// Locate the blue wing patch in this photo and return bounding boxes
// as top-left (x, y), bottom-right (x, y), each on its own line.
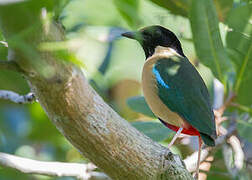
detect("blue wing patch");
top-left (152, 66), bottom-right (170, 89)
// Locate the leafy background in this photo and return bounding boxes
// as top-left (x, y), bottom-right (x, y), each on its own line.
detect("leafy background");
top-left (0, 0), bottom-right (251, 179)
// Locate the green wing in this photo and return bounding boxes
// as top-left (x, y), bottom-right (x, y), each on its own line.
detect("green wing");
top-left (153, 56), bottom-right (216, 146)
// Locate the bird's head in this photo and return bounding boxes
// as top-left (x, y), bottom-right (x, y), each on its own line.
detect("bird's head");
top-left (122, 25), bottom-right (184, 59)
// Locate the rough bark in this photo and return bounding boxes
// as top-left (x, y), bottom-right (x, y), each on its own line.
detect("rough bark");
top-left (0, 1), bottom-right (193, 179)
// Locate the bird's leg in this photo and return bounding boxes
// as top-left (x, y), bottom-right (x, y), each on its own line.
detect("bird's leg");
top-left (195, 136), bottom-right (202, 180)
top-left (168, 127), bottom-right (183, 148)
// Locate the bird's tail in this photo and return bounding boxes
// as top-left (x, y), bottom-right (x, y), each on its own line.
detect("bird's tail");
top-left (200, 133), bottom-right (215, 146)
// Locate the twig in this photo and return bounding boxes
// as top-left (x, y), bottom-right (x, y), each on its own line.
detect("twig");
top-left (0, 60), bottom-right (23, 73)
top-left (219, 114), bottom-right (246, 177)
top-left (0, 40), bottom-right (8, 47)
top-left (0, 0), bottom-right (27, 5)
top-left (230, 102), bottom-right (252, 113)
top-left (227, 135), bottom-right (244, 170)
top-left (0, 152), bottom-right (111, 180)
top-left (184, 147), bottom-right (211, 172)
top-left (0, 90), bottom-right (36, 104)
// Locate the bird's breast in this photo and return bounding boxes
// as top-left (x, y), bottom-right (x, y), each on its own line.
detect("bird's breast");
top-left (142, 56), bottom-right (184, 127)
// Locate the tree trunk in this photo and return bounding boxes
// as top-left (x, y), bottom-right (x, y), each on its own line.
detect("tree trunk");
top-left (0, 1), bottom-right (193, 179)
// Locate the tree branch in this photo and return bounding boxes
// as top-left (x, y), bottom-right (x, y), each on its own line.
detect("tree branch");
top-left (0, 1), bottom-right (193, 179)
top-left (223, 135), bottom-right (245, 178)
top-left (0, 90), bottom-right (35, 104)
top-left (0, 152), bottom-right (110, 180)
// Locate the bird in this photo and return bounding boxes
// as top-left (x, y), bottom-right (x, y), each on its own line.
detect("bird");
top-left (122, 25), bottom-right (217, 178)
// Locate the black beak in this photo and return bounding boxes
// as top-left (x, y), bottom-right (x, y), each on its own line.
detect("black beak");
top-left (121, 31), bottom-right (139, 40)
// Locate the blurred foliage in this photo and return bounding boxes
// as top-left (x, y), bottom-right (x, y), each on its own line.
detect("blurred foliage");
top-left (0, 0), bottom-right (252, 179)
top-left (237, 114), bottom-right (252, 143)
top-left (113, 0), bottom-right (140, 28)
top-left (150, 0), bottom-right (190, 17)
top-left (127, 96), bottom-right (155, 118)
top-left (226, 4), bottom-right (252, 106)
top-left (132, 121), bottom-right (173, 142)
top-left (190, 0), bottom-right (233, 84)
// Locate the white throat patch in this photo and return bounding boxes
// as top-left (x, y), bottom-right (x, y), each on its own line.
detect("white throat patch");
top-left (154, 46), bottom-right (180, 57)
top-left (145, 46), bottom-right (182, 63)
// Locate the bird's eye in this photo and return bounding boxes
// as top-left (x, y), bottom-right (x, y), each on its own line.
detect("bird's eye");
top-left (142, 31), bottom-right (153, 40)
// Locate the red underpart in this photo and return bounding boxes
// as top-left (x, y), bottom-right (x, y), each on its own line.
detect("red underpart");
top-left (163, 121), bottom-right (200, 136)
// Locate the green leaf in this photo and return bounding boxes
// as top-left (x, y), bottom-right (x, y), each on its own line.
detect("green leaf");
top-left (149, 0), bottom-right (233, 22)
top-left (113, 0), bottom-right (140, 28)
top-left (196, 63), bottom-right (215, 103)
top-left (226, 4), bottom-right (252, 106)
top-left (189, 0), bottom-right (233, 83)
top-left (53, 0), bottom-right (70, 20)
top-left (0, 30), bottom-right (3, 40)
top-left (131, 121), bottom-right (173, 141)
top-left (127, 96), bottom-right (155, 118)
top-left (0, 31), bottom-right (7, 60)
top-left (0, 42), bottom-right (7, 60)
top-left (63, 0), bottom-right (124, 28)
top-left (237, 118), bottom-right (252, 143)
top-left (149, 0), bottom-right (190, 17)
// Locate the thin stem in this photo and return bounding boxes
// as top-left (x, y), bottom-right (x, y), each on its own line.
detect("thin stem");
top-left (230, 103), bottom-right (252, 113)
top-left (217, 92), bottom-right (236, 115)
